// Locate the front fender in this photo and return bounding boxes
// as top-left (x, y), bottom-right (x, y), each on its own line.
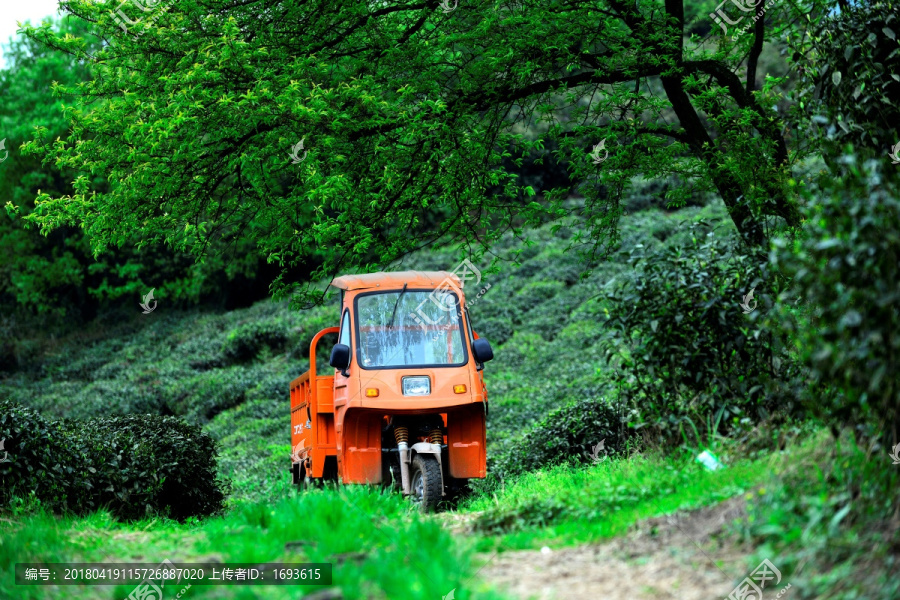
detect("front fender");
top-left (410, 442), bottom-right (441, 456)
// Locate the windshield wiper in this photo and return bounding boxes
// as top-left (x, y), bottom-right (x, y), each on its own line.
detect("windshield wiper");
top-left (387, 283), bottom-right (408, 330)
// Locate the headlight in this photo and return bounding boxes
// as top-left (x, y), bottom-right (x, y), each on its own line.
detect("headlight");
top-left (402, 376), bottom-right (431, 396)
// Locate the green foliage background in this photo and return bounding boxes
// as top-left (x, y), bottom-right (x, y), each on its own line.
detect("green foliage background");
top-left (0, 1), bottom-right (899, 598)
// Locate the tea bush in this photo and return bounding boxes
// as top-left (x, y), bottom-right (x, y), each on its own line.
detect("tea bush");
top-left (165, 368), bottom-right (251, 422)
top-left (489, 396), bottom-right (636, 481)
top-left (223, 321), bottom-right (289, 362)
top-left (0, 400), bottom-right (228, 519)
top-left (771, 160), bottom-right (900, 445)
top-left (511, 280), bottom-right (563, 314)
top-left (604, 222), bottom-right (797, 443)
top-left (475, 315), bottom-right (515, 346)
top-left (793, 2), bottom-right (900, 158)
top-left (0, 401), bottom-right (78, 512)
top-left (524, 284), bottom-right (593, 341)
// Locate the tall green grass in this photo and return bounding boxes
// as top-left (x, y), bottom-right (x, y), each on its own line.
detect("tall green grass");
top-left (0, 487), bottom-right (509, 599)
top-left (462, 437), bottom-right (811, 550)
top-left (735, 431), bottom-right (900, 599)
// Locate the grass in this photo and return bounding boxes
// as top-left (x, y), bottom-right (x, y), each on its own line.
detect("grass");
top-left (3, 420), bottom-right (896, 599)
top-left (0, 486), bottom-right (510, 600)
top-left (460, 435), bottom-right (805, 551)
top-left (450, 427), bottom-right (900, 600)
top-left (733, 430), bottom-right (900, 599)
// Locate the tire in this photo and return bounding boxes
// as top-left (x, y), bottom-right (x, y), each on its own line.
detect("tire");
top-left (409, 454), bottom-right (442, 512)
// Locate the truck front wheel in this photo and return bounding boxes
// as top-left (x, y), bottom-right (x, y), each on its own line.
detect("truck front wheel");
top-left (409, 455), bottom-right (442, 512)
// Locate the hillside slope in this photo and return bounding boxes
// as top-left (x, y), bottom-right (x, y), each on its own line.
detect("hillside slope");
top-left (0, 200), bottom-right (734, 500)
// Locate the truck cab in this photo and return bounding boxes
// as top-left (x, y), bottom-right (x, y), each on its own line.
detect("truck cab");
top-left (289, 270), bottom-right (493, 510)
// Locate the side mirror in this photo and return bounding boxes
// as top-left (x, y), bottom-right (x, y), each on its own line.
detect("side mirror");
top-left (330, 343), bottom-right (351, 375)
top-left (472, 338), bottom-right (494, 364)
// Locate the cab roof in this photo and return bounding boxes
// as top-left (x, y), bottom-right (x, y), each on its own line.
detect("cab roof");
top-left (331, 270), bottom-right (460, 291)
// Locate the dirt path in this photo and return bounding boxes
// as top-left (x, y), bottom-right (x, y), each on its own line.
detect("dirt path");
top-left (458, 497), bottom-right (787, 600)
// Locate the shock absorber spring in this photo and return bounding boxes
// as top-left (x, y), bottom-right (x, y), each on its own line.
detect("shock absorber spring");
top-left (429, 428), bottom-right (443, 445)
top-left (394, 425), bottom-right (411, 494)
top-left (394, 426), bottom-right (409, 445)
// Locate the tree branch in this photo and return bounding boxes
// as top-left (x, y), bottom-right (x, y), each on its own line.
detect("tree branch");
top-left (747, 11), bottom-right (765, 93)
top-left (451, 65), bottom-right (666, 114)
top-left (307, 1), bottom-right (434, 56)
top-left (685, 60), bottom-right (788, 167)
top-left (632, 126), bottom-right (691, 144)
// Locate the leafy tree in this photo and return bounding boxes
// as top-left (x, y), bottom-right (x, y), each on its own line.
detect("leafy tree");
top-left (0, 15), bottom-right (99, 317)
top-left (23, 0), bottom-right (808, 306)
top-left (1, 15), bottom-right (279, 320)
top-left (770, 0), bottom-right (900, 446)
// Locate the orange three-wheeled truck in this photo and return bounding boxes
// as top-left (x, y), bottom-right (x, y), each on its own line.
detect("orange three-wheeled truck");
top-left (289, 271), bottom-right (494, 510)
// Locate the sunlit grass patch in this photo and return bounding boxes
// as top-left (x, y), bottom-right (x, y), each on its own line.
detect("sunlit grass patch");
top-left (462, 433), bottom-right (818, 550)
top-left (0, 487), bottom-right (510, 599)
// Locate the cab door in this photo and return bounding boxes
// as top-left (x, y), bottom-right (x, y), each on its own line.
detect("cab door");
top-left (333, 306), bottom-right (354, 480)
top-left (465, 309), bottom-right (488, 403)
top-left (333, 308), bottom-right (354, 404)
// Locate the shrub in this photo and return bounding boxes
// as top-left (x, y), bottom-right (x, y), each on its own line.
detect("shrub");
top-left (223, 321), bottom-right (289, 362)
top-left (164, 368), bottom-right (252, 423)
top-left (489, 396), bottom-right (636, 480)
top-left (523, 284), bottom-right (591, 341)
top-left (792, 2), bottom-right (900, 158)
top-left (771, 160), bottom-right (900, 445)
top-left (474, 315), bottom-right (514, 346)
top-left (0, 400), bottom-right (229, 519)
top-left (511, 280), bottom-right (563, 314)
top-left (0, 400), bottom-right (78, 512)
top-left (293, 309), bottom-right (338, 362)
top-left (73, 378), bottom-right (165, 419)
top-left (604, 222), bottom-right (798, 443)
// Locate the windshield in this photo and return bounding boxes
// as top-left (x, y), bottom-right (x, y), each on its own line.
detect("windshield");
top-left (356, 290), bottom-right (467, 368)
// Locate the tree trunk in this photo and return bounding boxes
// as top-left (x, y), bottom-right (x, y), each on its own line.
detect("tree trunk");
top-left (661, 74), bottom-right (765, 246)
